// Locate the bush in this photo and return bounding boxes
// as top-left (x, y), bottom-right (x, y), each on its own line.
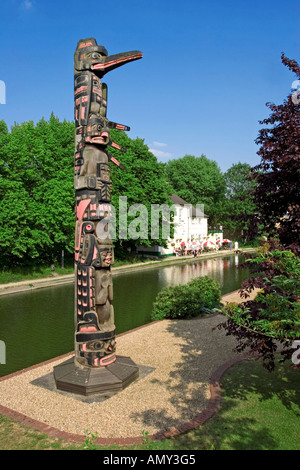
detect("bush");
top-left (151, 275), bottom-right (221, 321)
top-left (222, 249), bottom-right (300, 341)
top-left (220, 247), bottom-right (300, 371)
top-left (188, 276), bottom-right (222, 309)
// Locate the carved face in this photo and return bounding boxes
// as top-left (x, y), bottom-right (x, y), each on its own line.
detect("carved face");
top-left (84, 49), bottom-right (106, 63)
top-left (74, 39), bottom-right (108, 71)
top-left (86, 121), bottom-right (110, 146)
top-left (74, 37), bottom-right (142, 78)
top-left (100, 249), bottom-right (113, 267)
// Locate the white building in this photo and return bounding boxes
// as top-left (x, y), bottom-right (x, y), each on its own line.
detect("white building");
top-left (161, 194), bottom-right (208, 255)
top-left (171, 194), bottom-right (208, 241)
top-left (137, 194), bottom-right (209, 257)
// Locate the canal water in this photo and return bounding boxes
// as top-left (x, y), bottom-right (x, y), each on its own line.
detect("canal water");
top-left (0, 254), bottom-right (249, 377)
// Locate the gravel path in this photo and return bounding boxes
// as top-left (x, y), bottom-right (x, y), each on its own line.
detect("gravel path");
top-left (0, 289), bottom-right (256, 440)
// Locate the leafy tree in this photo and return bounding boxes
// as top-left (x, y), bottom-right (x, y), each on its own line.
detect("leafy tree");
top-left (219, 54), bottom-right (300, 370)
top-left (165, 154), bottom-right (225, 223)
top-left (0, 117), bottom-right (172, 264)
top-left (250, 54), bottom-right (300, 249)
top-left (220, 162), bottom-right (257, 240)
top-left (219, 245), bottom-right (300, 371)
top-left (109, 129), bottom-right (173, 252)
top-left (0, 114), bottom-right (74, 264)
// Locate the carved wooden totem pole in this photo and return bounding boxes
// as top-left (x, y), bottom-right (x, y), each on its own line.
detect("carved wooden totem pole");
top-left (54, 38), bottom-right (142, 396)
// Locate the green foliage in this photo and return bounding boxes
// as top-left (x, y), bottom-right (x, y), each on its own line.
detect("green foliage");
top-left (151, 275), bottom-right (221, 321)
top-left (218, 56), bottom-right (300, 370)
top-left (0, 118), bottom-right (173, 265)
top-left (222, 250), bottom-right (300, 341)
top-left (165, 157), bottom-right (259, 240)
top-left (84, 430), bottom-right (99, 450)
top-left (219, 162), bottom-right (257, 239)
top-left (0, 114), bottom-right (74, 264)
top-left (0, 112), bottom-right (263, 266)
top-left (165, 154), bottom-right (225, 224)
top-left (109, 129), bottom-right (173, 250)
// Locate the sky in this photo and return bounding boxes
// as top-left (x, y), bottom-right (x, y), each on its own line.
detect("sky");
top-left (0, 0), bottom-right (299, 172)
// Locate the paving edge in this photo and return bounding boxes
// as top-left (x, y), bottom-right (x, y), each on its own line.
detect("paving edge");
top-left (0, 317), bottom-right (249, 447)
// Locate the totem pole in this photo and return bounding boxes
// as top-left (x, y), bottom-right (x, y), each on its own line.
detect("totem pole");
top-left (54, 38), bottom-right (142, 396)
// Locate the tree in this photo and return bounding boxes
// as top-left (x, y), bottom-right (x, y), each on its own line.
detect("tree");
top-left (0, 118), bottom-right (173, 264)
top-left (219, 54), bottom-right (300, 370)
top-left (0, 114), bottom-right (74, 264)
top-left (220, 162), bottom-right (257, 240)
top-left (165, 154), bottom-right (225, 223)
top-left (219, 245), bottom-right (300, 371)
top-left (251, 54), bottom-right (300, 249)
top-left (109, 129), bottom-right (173, 252)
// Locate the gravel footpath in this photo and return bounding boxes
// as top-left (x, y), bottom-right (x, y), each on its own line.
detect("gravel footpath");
top-left (0, 289), bottom-right (255, 440)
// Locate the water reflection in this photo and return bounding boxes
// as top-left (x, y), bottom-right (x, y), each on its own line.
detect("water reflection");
top-left (112, 254), bottom-right (247, 335)
top-left (155, 255), bottom-right (242, 291)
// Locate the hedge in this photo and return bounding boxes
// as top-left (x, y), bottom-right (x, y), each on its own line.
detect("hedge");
top-left (151, 275), bottom-right (221, 321)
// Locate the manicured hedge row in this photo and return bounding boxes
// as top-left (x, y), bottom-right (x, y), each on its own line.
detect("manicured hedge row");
top-left (151, 275), bottom-right (221, 321)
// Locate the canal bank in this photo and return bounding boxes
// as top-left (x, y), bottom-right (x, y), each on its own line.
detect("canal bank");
top-left (0, 248), bottom-right (256, 297)
top-left (0, 250), bottom-right (254, 378)
top-left (0, 287), bottom-right (258, 445)
top-left (0, 254), bottom-right (259, 444)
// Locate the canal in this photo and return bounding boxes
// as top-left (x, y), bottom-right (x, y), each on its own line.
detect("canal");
top-left (0, 253), bottom-right (250, 377)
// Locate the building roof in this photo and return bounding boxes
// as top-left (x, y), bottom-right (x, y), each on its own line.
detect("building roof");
top-left (170, 194), bottom-right (208, 218)
top-left (170, 194), bottom-right (190, 206)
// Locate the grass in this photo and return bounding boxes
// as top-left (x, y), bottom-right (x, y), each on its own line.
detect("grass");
top-left (0, 257), bottom-right (155, 284)
top-left (0, 265), bottom-right (75, 284)
top-left (174, 357), bottom-right (300, 450)
top-left (0, 356), bottom-right (299, 450)
top-left (0, 248), bottom-right (257, 286)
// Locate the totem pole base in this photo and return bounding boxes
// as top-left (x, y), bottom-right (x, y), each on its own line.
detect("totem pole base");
top-left (53, 356), bottom-right (139, 397)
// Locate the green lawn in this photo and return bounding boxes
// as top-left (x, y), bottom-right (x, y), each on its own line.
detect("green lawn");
top-left (0, 257), bottom-right (151, 284)
top-left (0, 356), bottom-right (299, 450)
top-left (0, 265), bottom-right (75, 284)
top-left (174, 357), bottom-right (300, 450)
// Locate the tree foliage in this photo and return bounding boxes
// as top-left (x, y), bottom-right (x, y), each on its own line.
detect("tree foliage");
top-left (251, 53), bottom-right (300, 248)
top-left (220, 54), bottom-right (300, 370)
top-left (220, 245), bottom-right (300, 370)
top-left (0, 114), bottom-right (74, 264)
top-left (164, 154), bottom-right (225, 223)
top-left (0, 116), bottom-right (172, 265)
top-left (109, 129), bottom-right (173, 252)
top-left (0, 113), bottom-right (262, 267)
top-left (219, 162), bottom-right (257, 239)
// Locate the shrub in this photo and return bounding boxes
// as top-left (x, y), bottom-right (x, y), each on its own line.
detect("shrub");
top-left (188, 276), bottom-right (222, 309)
top-left (151, 275), bottom-right (221, 321)
top-left (219, 248), bottom-right (300, 370)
